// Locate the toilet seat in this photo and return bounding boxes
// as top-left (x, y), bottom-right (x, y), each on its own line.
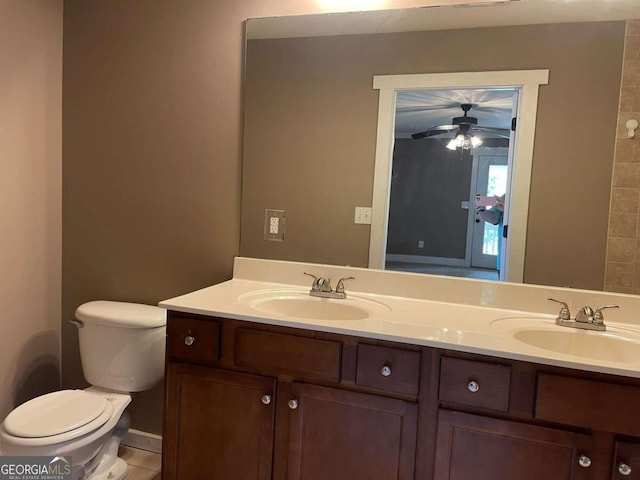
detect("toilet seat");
top-left (2, 390), bottom-right (114, 445)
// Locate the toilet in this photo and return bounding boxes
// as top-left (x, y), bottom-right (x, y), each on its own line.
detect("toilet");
top-left (0, 301), bottom-right (166, 480)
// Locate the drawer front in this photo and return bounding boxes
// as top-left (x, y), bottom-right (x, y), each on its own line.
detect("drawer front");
top-left (167, 317), bottom-right (221, 366)
top-left (355, 344), bottom-right (420, 396)
top-left (234, 328), bottom-right (342, 383)
top-left (439, 357), bottom-right (511, 412)
top-left (536, 373), bottom-right (640, 436)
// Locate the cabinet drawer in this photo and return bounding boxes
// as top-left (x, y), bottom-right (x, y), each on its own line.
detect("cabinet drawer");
top-left (234, 328), bottom-right (342, 383)
top-left (439, 357), bottom-right (511, 412)
top-left (536, 373), bottom-right (640, 436)
top-left (167, 317), bottom-right (221, 366)
top-left (355, 344), bottom-right (420, 396)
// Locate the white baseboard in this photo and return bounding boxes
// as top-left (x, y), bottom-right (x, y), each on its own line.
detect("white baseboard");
top-left (386, 253), bottom-right (468, 267)
top-left (122, 428), bottom-right (162, 454)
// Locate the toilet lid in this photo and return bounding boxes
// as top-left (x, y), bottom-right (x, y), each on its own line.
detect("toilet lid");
top-left (3, 390), bottom-right (109, 438)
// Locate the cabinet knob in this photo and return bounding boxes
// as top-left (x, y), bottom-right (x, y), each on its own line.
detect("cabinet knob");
top-left (381, 365), bottom-right (392, 377)
top-left (467, 380), bottom-right (480, 393)
top-left (288, 399), bottom-right (298, 410)
top-left (618, 463), bottom-right (632, 476)
top-left (184, 335), bottom-right (196, 346)
top-left (578, 455), bottom-right (592, 468)
top-left (261, 395), bottom-right (272, 405)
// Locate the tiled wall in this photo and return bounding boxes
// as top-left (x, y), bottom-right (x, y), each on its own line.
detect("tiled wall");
top-left (605, 20), bottom-right (640, 293)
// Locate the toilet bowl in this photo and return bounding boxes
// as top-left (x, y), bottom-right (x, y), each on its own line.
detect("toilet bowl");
top-left (0, 301), bottom-right (166, 480)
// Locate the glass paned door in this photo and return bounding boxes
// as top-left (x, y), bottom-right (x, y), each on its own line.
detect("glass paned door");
top-left (471, 156), bottom-right (508, 269)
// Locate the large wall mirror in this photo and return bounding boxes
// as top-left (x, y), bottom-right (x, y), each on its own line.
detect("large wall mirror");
top-left (240, 0), bottom-right (640, 291)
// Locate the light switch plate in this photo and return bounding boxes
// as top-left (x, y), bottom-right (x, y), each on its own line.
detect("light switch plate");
top-left (354, 207), bottom-right (372, 224)
top-left (264, 209), bottom-right (285, 241)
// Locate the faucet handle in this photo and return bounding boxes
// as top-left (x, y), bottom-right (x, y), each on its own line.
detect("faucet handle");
top-left (548, 298), bottom-right (571, 320)
top-left (303, 272), bottom-right (318, 282)
top-left (593, 304), bottom-right (619, 324)
top-left (335, 276), bottom-right (355, 294)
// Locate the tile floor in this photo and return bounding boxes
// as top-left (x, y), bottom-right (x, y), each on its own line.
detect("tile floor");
top-left (119, 446), bottom-right (161, 480)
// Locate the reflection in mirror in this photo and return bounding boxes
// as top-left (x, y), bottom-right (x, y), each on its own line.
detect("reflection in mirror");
top-left (241, 2), bottom-right (640, 291)
top-left (368, 71), bottom-right (548, 285)
top-left (382, 87), bottom-right (515, 282)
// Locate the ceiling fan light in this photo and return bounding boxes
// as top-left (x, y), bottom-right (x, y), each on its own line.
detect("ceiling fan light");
top-left (447, 132), bottom-right (482, 151)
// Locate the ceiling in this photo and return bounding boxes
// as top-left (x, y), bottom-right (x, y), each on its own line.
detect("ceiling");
top-left (394, 88), bottom-right (516, 138)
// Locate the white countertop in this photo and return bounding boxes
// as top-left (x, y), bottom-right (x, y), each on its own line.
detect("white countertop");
top-left (160, 257), bottom-right (640, 379)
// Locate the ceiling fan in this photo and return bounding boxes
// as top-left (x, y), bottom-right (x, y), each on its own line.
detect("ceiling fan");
top-left (410, 103), bottom-right (511, 142)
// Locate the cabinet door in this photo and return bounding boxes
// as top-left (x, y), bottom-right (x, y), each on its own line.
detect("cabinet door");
top-left (613, 441), bottom-right (640, 479)
top-left (286, 382), bottom-right (417, 480)
top-left (435, 410), bottom-right (594, 480)
top-left (163, 362), bottom-right (276, 480)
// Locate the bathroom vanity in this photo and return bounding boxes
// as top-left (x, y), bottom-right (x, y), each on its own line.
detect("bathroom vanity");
top-left (160, 258), bottom-right (640, 480)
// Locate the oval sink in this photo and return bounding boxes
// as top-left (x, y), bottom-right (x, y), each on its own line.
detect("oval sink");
top-left (252, 298), bottom-right (370, 320)
top-left (513, 329), bottom-right (640, 363)
top-left (238, 290), bottom-right (391, 321)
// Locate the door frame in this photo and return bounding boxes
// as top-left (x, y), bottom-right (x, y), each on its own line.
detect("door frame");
top-left (369, 70), bottom-right (549, 283)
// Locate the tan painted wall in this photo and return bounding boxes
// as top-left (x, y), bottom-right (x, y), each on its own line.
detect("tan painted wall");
top-left (62, 0), bottom-right (467, 436)
top-left (241, 22), bottom-right (624, 290)
top-left (0, 0), bottom-right (62, 420)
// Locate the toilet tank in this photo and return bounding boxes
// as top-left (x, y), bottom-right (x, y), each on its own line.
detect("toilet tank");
top-left (74, 301), bottom-right (167, 393)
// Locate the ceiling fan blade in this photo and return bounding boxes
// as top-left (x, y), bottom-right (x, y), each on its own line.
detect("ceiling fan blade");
top-left (473, 126), bottom-right (511, 138)
top-left (411, 124), bottom-right (458, 139)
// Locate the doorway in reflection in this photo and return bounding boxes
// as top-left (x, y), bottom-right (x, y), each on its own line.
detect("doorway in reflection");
top-left (384, 88), bottom-right (517, 280)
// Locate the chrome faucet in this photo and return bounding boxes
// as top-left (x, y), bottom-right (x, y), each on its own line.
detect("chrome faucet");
top-left (304, 272), bottom-right (332, 293)
top-left (548, 298), bottom-right (619, 332)
top-left (304, 272), bottom-right (354, 299)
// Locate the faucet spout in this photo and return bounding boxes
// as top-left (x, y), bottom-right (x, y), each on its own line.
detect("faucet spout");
top-left (575, 306), bottom-right (595, 324)
top-left (314, 277), bottom-right (333, 293)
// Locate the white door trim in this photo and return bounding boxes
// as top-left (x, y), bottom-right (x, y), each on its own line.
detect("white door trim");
top-left (369, 70), bottom-right (549, 283)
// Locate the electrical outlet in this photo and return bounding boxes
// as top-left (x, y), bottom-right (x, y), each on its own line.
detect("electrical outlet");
top-left (264, 209), bottom-right (285, 241)
top-left (354, 207), bottom-right (372, 224)
top-left (269, 217), bottom-right (279, 234)
top-left (418, 240), bottom-right (424, 248)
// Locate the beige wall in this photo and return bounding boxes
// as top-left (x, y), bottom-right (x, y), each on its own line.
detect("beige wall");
top-left (0, 0), bottom-right (62, 420)
top-left (241, 23), bottom-right (624, 290)
top-left (62, 0), bottom-right (460, 436)
top-left (606, 20), bottom-right (640, 293)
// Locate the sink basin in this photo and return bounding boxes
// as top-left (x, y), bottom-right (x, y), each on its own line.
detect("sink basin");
top-left (513, 328), bottom-right (640, 363)
top-left (251, 298), bottom-right (370, 320)
top-left (238, 290), bottom-right (391, 321)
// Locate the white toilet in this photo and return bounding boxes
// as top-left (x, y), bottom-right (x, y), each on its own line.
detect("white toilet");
top-left (0, 301), bottom-right (166, 480)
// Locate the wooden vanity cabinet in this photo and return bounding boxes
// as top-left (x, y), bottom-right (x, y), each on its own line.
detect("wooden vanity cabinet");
top-left (162, 311), bottom-right (640, 480)
top-left (434, 353), bottom-right (640, 480)
top-left (162, 312), bottom-right (420, 480)
top-left (434, 355), bottom-right (596, 480)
